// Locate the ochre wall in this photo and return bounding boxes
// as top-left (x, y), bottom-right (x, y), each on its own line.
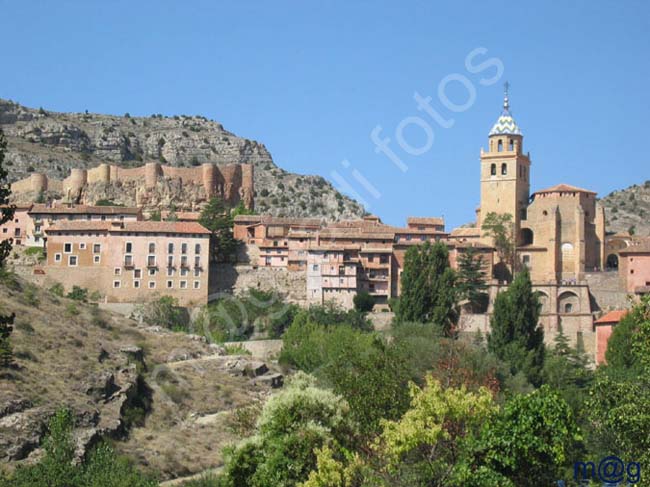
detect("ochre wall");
top-left (11, 161), bottom-right (255, 209)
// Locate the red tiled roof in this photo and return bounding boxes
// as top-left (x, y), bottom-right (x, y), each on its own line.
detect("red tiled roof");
top-left (450, 227), bottom-right (481, 237)
top-left (407, 216), bottom-right (445, 226)
top-left (533, 184), bottom-right (596, 195)
top-left (594, 310), bottom-right (628, 325)
top-left (29, 204), bottom-right (141, 215)
top-left (160, 211), bottom-right (201, 221)
top-left (233, 214), bottom-right (322, 227)
top-left (46, 220), bottom-right (210, 235)
top-left (1, 203), bottom-right (33, 211)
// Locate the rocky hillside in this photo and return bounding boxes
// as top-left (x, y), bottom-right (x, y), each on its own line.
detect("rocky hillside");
top-left (599, 180), bottom-right (650, 236)
top-left (0, 269), bottom-right (282, 481)
top-left (0, 98), bottom-right (365, 220)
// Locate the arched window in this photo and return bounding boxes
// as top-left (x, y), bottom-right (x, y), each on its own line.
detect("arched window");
top-left (606, 254), bottom-right (619, 270)
top-left (509, 139), bottom-right (514, 151)
top-left (490, 163), bottom-right (496, 175)
top-left (497, 139), bottom-right (503, 152)
top-left (558, 291), bottom-right (579, 314)
top-left (501, 163), bottom-right (507, 175)
top-left (521, 228), bottom-right (534, 245)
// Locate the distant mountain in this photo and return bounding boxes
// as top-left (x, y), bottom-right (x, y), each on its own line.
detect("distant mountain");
top-left (0, 98), bottom-right (365, 220)
top-left (599, 181), bottom-right (650, 236)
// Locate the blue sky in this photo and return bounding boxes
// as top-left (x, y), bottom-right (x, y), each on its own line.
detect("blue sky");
top-left (1, 1), bottom-right (649, 228)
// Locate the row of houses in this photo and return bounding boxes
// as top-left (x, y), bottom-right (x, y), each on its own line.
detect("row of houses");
top-left (233, 214), bottom-right (494, 309)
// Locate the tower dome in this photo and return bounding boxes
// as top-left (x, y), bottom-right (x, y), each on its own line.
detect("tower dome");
top-left (489, 82), bottom-right (522, 136)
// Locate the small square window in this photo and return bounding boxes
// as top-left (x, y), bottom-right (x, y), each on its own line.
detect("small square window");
top-left (113, 280), bottom-right (121, 288)
top-left (93, 255), bottom-right (100, 264)
top-left (166, 280), bottom-right (173, 289)
top-left (148, 281), bottom-right (156, 289)
top-left (148, 268), bottom-right (156, 276)
top-left (134, 269), bottom-right (142, 278)
top-left (180, 280), bottom-right (187, 289)
top-left (79, 243), bottom-right (86, 250)
top-left (68, 255), bottom-right (78, 266)
top-left (193, 280), bottom-right (200, 289)
top-left (93, 244), bottom-right (101, 253)
top-left (54, 253), bottom-right (62, 262)
top-left (2, 228), bottom-right (6, 233)
top-left (133, 280), bottom-right (141, 288)
top-left (114, 267), bottom-right (122, 276)
top-left (64, 243), bottom-right (72, 253)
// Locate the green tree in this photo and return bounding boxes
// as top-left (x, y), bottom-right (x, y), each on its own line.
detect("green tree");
top-left (487, 267), bottom-right (544, 385)
top-left (6, 408), bottom-right (156, 486)
top-left (481, 212), bottom-right (514, 281)
top-left (471, 386), bottom-right (581, 487)
top-left (456, 247), bottom-right (488, 312)
top-left (148, 209), bottom-right (162, 221)
top-left (231, 200), bottom-right (255, 218)
top-left (604, 301), bottom-right (646, 374)
top-left (378, 376), bottom-right (498, 486)
top-left (138, 296), bottom-right (186, 331)
top-left (0, 128), bottom-right (16, 368)
top-left (221, 373), bottom-right (355, 487)
top-left (0, 312), bottom-right (15, 368)
top-left (352, 291), bottom-right (374, 313)
top-left (199, 197), bottom-right (238, 262)
top-left (542, 322), bottom-right (593, 415)
top-left (397, 242), bottom-right (458, 334)
top-left (586, 296), bottom-right (650, 467)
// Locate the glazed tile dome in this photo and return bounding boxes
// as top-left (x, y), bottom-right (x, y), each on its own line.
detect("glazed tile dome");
top-left (489, 86), bottom-right (522, 136)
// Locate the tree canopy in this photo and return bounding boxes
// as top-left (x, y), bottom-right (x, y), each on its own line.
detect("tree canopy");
top-left (396, 241), bottom-right (458, 334)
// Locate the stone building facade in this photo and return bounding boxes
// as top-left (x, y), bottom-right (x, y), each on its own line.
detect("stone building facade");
top-left (44, 220), bottom-right (210, 306)
top-left (452, 87), bottom-right (608, 354)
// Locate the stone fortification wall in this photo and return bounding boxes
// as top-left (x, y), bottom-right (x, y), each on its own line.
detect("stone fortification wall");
top-left (11, 161), bottom-right (254, 209)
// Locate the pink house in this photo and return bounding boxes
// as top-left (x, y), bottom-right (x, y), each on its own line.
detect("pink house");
top-left (594, 310), bottom-right (628, 365)
top-left (45, 220), bottom-right (210, 306)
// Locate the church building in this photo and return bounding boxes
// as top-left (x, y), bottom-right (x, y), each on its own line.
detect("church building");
top-left (453, 85), bottom-right (606, 352)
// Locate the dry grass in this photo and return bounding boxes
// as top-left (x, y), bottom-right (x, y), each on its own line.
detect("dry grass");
top-left (0, 272), bottom-right (279, 481)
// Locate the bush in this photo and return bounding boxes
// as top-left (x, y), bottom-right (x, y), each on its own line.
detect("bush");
top-left (138, 296), bottom-right (186, 331)
top-left (353, 291), bottom-right (375, 313)
top-left (49, 282), bottom-right (65, 297)
top-left (199, 289), bottom-right (295, 342)
top-left (220, 373), bottom-right (354, 486)
top-left (6, 408), bottom-right (157, 486)
top-left (24, 246), bottom-right (45, 261)
top-left (67, 286), bottom-right (89, 302)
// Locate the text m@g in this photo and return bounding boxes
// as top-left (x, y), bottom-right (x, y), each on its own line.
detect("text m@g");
top-left (574, 456), bottom-right (641, 484)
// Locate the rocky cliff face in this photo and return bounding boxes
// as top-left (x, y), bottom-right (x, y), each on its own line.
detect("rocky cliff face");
top-left (599, 181), bottom-right (650, 236)
top-left (0, 98), bottom-right (365, 220)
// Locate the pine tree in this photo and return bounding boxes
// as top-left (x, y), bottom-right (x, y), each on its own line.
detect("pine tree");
top-left (487, 267), bottom-right (544, 385)
top-left (397, 241), bottom-right (458, 335)
top-left (0, 128), bottom-right (16, 368)
top-left (0, 129), bottom-right (14, 264)
top-left (199, 196), bottom-right (237, 262)
top-left (456, 246), bottom-right (488, 312)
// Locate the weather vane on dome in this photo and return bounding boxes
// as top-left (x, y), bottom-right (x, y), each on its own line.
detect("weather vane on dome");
top-left (503, 81), bottom-right (510, 111)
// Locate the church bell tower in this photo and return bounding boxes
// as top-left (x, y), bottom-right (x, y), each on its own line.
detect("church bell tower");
top-left (478, 83), bottom-right (531, 242)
